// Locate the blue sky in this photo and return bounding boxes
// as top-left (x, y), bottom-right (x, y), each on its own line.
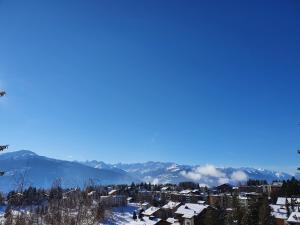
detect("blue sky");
top-left (0, 0), bottom-right (300, 173)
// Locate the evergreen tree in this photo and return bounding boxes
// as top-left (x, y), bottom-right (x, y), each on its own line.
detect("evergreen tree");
top-left (248, 199), bottom-right (260, 225)
top-left (133, 211), bottom-right (137, 220)
top-left (232, 194), bottom-right (244, 225)
top-left (286, 198), bottom-right (291, 217)
top-left (258, 196), bottom-right (275, 225)
top-left (138, 209), bottom-right (144, 219)
top-left (203, 209), bottom-right (223, 225)
top-left (224, 211), bottom-right (234, 225)
top-left (241, 209), bottom-right (252, 225)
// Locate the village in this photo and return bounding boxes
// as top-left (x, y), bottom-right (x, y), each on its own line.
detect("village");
top-left (86, 180), bottom-right (300, 225)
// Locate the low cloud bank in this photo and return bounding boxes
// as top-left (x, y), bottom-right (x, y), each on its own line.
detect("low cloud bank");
top-left (180, 164), bottom-right (248, 186)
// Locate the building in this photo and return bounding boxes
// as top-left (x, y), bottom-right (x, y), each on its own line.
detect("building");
top-left (174, 203), bottom-right (209, 225)
top-left (288, 212), bottom-right (300, 224)
top-left (166, 218), bottom-right (180, 225)
top-left (270, 204), bottom-right (287, 225)
top-left (142, 202), bottom-right (151, 210)
top-left (208, 194), bottom-right (232, 209)
top-left (143, 206), bottom-right (164, 219)
top-left (128, 217), bottom-right (171, 225)
top-left (100, 195), bottom-right (127, 207)
top-left (161, 201), bottom-right (182, 219)
top-left (276, 197), bottom-right (300, 206)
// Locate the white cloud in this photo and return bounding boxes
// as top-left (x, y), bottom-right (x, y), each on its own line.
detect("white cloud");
top-left (180, 165), bottom-right (249, 186)
top-left (180, 170), bottom-right (202, 181)
top-left (180, 165), bottom-right (226, 182)
top-left (152, 178), bottom-right (159, 185)
top-left (231, 171), bottom-right (248, 182)
top-left (199, 183), bottom-right (209, 188)
top-left (218, 177), bottom-right (230, 185)
top-left (194, 165), bottom-right (225, 178)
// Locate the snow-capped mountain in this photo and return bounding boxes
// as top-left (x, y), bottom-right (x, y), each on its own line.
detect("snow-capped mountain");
top-left (83, 161), bottom-right (293, 187)
top-left (0, 150), bottom-right (139, 192)
top-left (0, 150), bottom-right (293, 192)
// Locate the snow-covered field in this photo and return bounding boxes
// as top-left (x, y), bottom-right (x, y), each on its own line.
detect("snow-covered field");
top-left (101, 203), bottom-right (139, 225)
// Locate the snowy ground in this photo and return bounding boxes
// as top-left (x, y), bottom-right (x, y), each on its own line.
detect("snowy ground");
top-left (0, 203), bottom-right (142, 225)
top-left (101, 203), bottom-right (140, 225)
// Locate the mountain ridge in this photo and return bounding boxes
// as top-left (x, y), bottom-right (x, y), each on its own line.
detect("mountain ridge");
top-left (0, 150), bottom-right (295, 192)
top-left (81, 159), bottom-right (293, 186)
top-left (0, 150), bottom-right (139, 192)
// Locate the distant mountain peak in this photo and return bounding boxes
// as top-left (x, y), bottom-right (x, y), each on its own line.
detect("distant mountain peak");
top-left (0, 150), bottom-right (139, 192)
top-left (0, 150), bottom-right (38, 159)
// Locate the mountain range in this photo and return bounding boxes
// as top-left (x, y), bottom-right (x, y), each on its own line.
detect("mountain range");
top-left (82, 160), bottom-right (293, 187)
top-left (0, 150), bottom-right (138, 192)
top-left (0, 150), bottom-right (294, 192)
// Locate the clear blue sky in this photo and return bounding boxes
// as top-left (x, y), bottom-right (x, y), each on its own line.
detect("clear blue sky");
top-left (0, 0), bottom-right (299, 173)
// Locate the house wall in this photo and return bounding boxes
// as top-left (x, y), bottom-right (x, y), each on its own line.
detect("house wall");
top-left (184, 218), bottom-right (194, 225)
top-left (275, 218), bottom-right (286, 225)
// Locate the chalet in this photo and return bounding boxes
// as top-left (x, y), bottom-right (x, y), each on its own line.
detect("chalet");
top-left (143, 206), bottom-right (164, 219)
top-left (174, 203), bottom-right (209, 225)
top-left (166, 218), bottom-right (180, 225)
top-left (161, 201), bottom-right (182, 219)
top-left (208, 194), bottom-right (232, 208)
top-left (142, 202), bottom-right (151, 210)
top-left (108, 189), bottom-right (118, 195)
top-left (276, 197), bottom-right (300, 206)
top-left (191, 190), bottom-right (201, 195)
top-left (179, 190), bottom-right (192, 195)
top-left (161, 187), bottom-right (170, 192)
top-left (271, 197), bottom-right (300, 225)
top-left (216, 183), bottom-right (232, 193)
top-left (270, 203), bottom-right (288, 225)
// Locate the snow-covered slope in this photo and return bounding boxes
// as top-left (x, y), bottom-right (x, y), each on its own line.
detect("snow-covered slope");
top-left (0, 150), bottom-right (292, 192)
top-left (83, 161), bottom-right (292, 187)
top-left (0, 150), bottom-right (139, 192)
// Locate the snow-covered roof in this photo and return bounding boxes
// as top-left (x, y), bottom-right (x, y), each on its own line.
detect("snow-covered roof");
top-left (128, 217), bottom-right (162, 225)
top-left (166, 218), bottom-right (180, 225)
top-left (288, 212), bottom-right (300, 223)
top-left (162, 201), bottom-right (181, 210)
top-left (179, 189), bottom-right (192, 194)
top-left (108, 189), bottom-right (117, 195)
top-left (161, 187), bottom-right (169, 191)
top-left (175, 203), bottom-right (208, 218)
top-left (277, 197), bottom-right (300, 205)
top-left (270, 204), bottom-right (288, 220)
top-left (87, 191), bottom-right (95, 196)
top-left (272, 182), bottom-right (283, 187)
top-left (238, 196), bottom-right (248, 200)
top-left (142, 207), bottom-right (160, 216)
top-left (197, 200), bottom-right (205, 204)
